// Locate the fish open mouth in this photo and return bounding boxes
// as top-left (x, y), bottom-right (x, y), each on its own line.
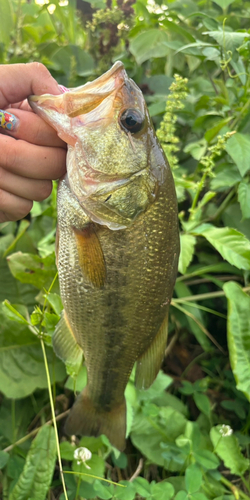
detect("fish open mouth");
top-left (29, 61), bottom-right (127, 119)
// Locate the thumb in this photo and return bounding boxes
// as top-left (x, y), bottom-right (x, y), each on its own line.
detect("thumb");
top-left (0, 62), bottom-right (61, 108)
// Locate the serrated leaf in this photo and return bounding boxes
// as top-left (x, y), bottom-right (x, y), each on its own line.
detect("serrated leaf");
top-left (194, 224), bottom-right (250, 270)
top-left (179, 235), bottom-right (196, 275)
top-left (9, 425), bottom-right (57, 500)
top-left (224, 282), bottom-right (250, 401)
top-left (185, 464), bottom-right (202, 494)
top-left (130, 30), bottom-right (169, 64)
top-left (226, 133), bottom-right (250, 176)
top-left (210, 425), bottom-right (249, 476)
top-left (238, 181), bottom-right (250, 220)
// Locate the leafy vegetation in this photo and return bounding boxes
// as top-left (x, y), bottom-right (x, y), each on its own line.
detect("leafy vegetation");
top-left (1, 0), bottom-right (250, 499)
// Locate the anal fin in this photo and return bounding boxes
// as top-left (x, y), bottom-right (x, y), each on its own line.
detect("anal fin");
top-left (53, 310), bottom-right (83, 378)
top-left (135, 313), bottom-right (169, 390)
top-left (73, 224), bottom-right (106, 288)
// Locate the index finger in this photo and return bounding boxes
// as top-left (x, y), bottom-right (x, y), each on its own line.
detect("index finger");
top-left (0, 62), bottom-right (61, 108)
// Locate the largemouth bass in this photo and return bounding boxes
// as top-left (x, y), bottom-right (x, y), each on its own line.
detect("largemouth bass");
top-left (29, 62), bottom-right (179, 450)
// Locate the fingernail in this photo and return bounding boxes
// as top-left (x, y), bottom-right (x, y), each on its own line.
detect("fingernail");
top-left (0, 109), bottom-right (18, 131)
top-left (58, 84), bottom-right (70, 94)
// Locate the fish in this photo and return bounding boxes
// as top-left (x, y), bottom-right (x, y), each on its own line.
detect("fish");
top-left (29, 61), bottom-right (180, 451)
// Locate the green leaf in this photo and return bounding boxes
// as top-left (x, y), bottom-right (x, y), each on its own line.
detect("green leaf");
top-left (212, 0), bottom-right (236, 8)
top-left (133, 477), bottom-right (151, 497)
top-left (93, 481), bottom-right (113, 499)
top-left (0, 0), bottom-right (14, 46)
top-left (193, 392), bottom-right (211, 417)
top-left (114, 481), bottom-right (136, 500)
top-left (2, 301), bottom-right (30, 325)
top-left (238, 181), bottom-right (250, 220)
top-left (194, 224), bottom-right (250, 270)
top-left (211, 163), bottom-right (242, 192)
top-left (0, 303), bottom-right (65, 398)
top-left (73, 454), bottom-right (105, 483)
top-left (178, 234), bottom-right (196, 274)
top-left (226, 133), bottom-right (250, 176)
top-left (224, 282), bottom-right (250, 401)
top-left (151, 480), bottom-right (175, 500)
top-left (193, 450), bottom-right (220, 470)
top-left (59, 441), bottom-right (76, 461)
top-left (7, 252), bottom-right (57, 290)
top-left (9, 425), bottom-right (57, 500)
top-left (129, 30), bottom-right (169, 64)
top-left (0, 450), bottom-right (9, 469)
top-left (175, 492), bottom-right (187, 500)
top-left (210, 425), bottom-right (249, 476)
top-left (205, 31), bottom-right (250, 52)
top-left (174, 282), bottom-right (211, 351)
top-left (185, 464), bottom-right (202, 494)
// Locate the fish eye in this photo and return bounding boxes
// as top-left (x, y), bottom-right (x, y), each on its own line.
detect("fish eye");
top-left (120, 108), bottom-right (144, 134)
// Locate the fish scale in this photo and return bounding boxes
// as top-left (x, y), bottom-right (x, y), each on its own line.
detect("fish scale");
top-left (28, 61), bottom-right (179, 450)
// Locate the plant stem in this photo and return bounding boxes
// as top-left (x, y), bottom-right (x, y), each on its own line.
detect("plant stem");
top-left (40, 339), bottom-right (69, 500)
top-left (3, 410), bottom-right (70, 453)
top-left (172, 286), bottom-right (250, 303)
top-left (208, 187), bottom-right (236, 222)
top-left (220, 476), bottom-right (250, 500)
top-left (189, 171), bottom-right (208, 216)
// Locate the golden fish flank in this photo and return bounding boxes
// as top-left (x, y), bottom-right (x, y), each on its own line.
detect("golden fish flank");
top-left (29, 62), bottom-right (180, 451)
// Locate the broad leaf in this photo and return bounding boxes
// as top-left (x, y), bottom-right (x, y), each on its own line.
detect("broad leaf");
top-left (224, 282), bottom-right (250, 401)
top-left (151, 480), bottom-right (175, 500)
top-left (130, 30), bottom-right (169, 64)
top-left (9, 425), bottom-right (57, 500)
top-left (238, 181), bottom-right (250, 220)
top-left (205, 31), bottom-right (250, 52)
top-left (0, 0), bottom-right (14, 46)
top-left (226, 133), bottom-right (250, 176)
top-left (185, 464), bottom-right (202, 494)
top-left (212, 0), bottom-right (237, 8)
top-left (210, 425), bottom-right (249, 476)
top-left (0, 304), bottom-right (65, 398)
top-left (194, 224), bottom-right (250, 270)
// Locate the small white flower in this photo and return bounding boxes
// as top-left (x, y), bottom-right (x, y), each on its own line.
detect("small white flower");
top-left (219, 424), bottom-right (233, 437)
top-left (74, 447), bottom-right (92, 469)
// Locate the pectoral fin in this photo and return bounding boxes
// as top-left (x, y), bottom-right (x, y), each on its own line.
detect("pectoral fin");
top-left (73, 224), bottom-right (106, 288)
top-left (53, 310), bottom-right (83, 378)
top-left (135, 313), bottom-right (169, 390)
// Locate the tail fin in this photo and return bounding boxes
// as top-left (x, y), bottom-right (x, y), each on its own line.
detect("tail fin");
top-left (65, 387), bottom-right (126, 451)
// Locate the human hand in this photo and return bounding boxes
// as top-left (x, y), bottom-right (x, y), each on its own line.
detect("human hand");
top-left (0, 62), bottom-right (67, 222)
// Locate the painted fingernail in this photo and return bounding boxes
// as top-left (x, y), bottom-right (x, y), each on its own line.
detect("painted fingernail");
top-left (58, 84), bottom-right (70, 93)
top-left (0, 110), bottom-right (18, 131)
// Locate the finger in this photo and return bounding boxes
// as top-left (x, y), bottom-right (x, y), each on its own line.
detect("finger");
top-left (0, 108), bottom-right (66, 148)
top-left (0, 62), bottom-right (61, 108)
top-left (0, 134), bottom-right (66, 180)
top-left (0, 167), bottom-right (52, 202)
top-left (0, 189), bottom-right (33, 222)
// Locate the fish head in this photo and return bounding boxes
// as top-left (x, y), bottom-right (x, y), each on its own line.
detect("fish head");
top-left (29, 62), bottom-right (168, 228)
